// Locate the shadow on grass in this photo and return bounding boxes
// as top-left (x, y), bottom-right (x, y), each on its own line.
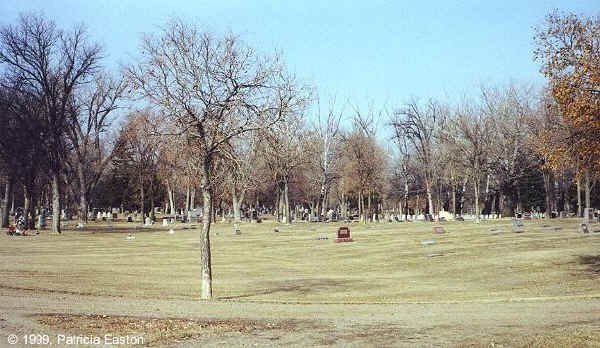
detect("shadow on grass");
top-left (578, 255), bottom-right (600, 274)
top-left (69, 226), bottom-right (157, 234)
top-left (219, 278), bottom-right (353, 300)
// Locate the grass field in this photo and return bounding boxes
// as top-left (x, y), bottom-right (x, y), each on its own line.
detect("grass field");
top-left (1, 218), bottom-right (600, 346)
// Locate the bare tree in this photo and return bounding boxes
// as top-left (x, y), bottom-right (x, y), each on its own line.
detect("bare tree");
top-left (226, 135), bottom-right (260, 222)
top-left (67, 73), bottom-right (126, 223)
top-left (0, 81), bottom-right (48, 228)
top-left (481, 84), bottom-right (536, 216)
top-left (391, 99), bottom-right (446, 216)
top-left (112, 110), bottom-right (161, 219)
top-left (442, 101), bottom-right (494, 223)
top-left (260, 110), bottom-right (309, 223)
top-left (314, 97), bottom-right (343, 217)
top-left (0, 13), bottom-right (101, 233)
top-left (341, 106), bottom-right (387, 223)
top-left (126, 20), bottom-right (288, 299)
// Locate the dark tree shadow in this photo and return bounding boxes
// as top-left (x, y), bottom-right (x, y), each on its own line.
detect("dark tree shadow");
top-left (579, 255), bottom-right (600, 274)
top-left (219, 278), bottom-right (354, 300)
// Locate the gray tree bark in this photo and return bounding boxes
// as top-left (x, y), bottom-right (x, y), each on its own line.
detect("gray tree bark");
top-left (585, 169), bottom-right (591, 209)
top-left (474, 177), bottom-right (481, 223)
top-left (51, 174), bottom-right (61, 234)
top-left (577, 175), bottom-right (582, 217)
top-left (1, 179), bottom-right (12, 227)
top-left (200, 160), bottom-right (213, 300)
top-left (77, 162), bottom-right (88, 223)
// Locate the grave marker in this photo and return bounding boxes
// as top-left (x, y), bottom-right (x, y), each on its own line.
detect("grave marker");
top-left (580, 223), bottom-right (589, 234)
top-left (512, 218), bottom-right (525, 233)
top-left (335, 226), bottom-right (353, 242)
top-left (433, 225), bottom-right (445, 234)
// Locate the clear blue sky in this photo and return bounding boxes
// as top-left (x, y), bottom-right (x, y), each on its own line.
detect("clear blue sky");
top-left (1, 0), bottom-right (597, 126)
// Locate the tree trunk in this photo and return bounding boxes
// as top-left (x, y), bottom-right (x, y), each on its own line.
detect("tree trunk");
top-left (185, 186), bottom-right (191, 214)
top-left (23, 186), bottom-right (30, 230)
top-left (232, 187), bottom-right (242, 223)
top-left (543, 170), bottom-right (552, 219)
top-left (166, 180), bottom-right (175, 215)
top-left (474, 176), bottom-right (481, 223)
top-left (149, 177), bottom-right (155, 221)
top-left (416, 194), bottom-right (420, 217)
top-left (77, 162), bottom-right (88, 223)
top-left (358, 191), bottom-right (363, 222)
top-left (404, 178), bottom-right (409, 221)
top-left (320, 185), bottom-right (328, 217)
top-left (283, 179), bottom-right (290, 223)
top-left (51, 173), bottom-right (61, 234)
top-left (585, 168), bottom-right (591, 209)
top-left (577, 175), bottom-right (582, 217)
top-left (425, 177), bottom-right (434, 215)
top-left (451, 183), bottom-right (457, 217)
top-left (200, 159), bottom-right (213, 300)
top-left (190, 189), bottom-right (195, 211)
top-left (1, 179), bottom-right (12, 227)
top-left (368, 192), bottom-right (372, 222)
top-left (140, 177), bottom-right (145, 218)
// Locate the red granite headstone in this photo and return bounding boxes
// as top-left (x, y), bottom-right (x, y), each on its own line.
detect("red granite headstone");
top-left (336, 226), bottom-right (353, 242)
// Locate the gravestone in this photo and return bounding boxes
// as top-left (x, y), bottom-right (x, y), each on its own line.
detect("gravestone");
top-left (162, 218), bottom-right (169, 226)
top-left (127, 215), bottom-right (133, 223)
top-left (515, 212), bottom-right (522, 219)
top-left (144, 216), bottom-right (152, 226)
top-left (234, 223), bottom-right (241, 235)
top-left (580, 223), bottom-right (589, 234)
top-left (512, 218), bottom-right (525, 233)
top-left (559, 211), bottom-right (566, 218)
top-left (112, 213), bottom-right (118, 220)
top-left (335, 226), bottom-right (353, 242)
top-left (433, 225), bottom-right (445, 234)
top-left (38, 214), bottom-right (47, 229)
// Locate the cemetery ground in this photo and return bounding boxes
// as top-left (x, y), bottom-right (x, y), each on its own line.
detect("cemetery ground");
top-left (1, 219), bottom-right (600, 347)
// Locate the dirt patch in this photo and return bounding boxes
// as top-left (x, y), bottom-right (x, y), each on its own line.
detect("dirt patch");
top-left (34, 313), bottom-right (317, 346)
top-left (579, 255), bottom-right (600, 275)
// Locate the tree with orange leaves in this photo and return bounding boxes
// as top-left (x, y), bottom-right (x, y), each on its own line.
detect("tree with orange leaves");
top-left (534, 10), bottom-right (599, 211)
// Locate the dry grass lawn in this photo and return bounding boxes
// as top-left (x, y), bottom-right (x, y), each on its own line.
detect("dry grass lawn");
top-left (1, 217), bottom-right (600, 346)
